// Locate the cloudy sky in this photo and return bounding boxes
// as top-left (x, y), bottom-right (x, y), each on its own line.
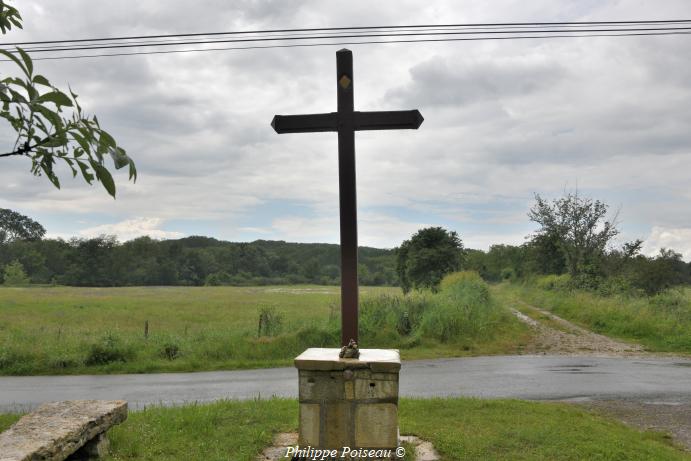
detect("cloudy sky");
top-left (1, 1), bottom-right (690, 259)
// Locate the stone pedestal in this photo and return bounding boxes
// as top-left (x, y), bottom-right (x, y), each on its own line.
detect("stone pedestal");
top-left (295, 348), bottom-right (400, 455)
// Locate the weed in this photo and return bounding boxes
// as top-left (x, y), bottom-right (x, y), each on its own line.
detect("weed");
top-left (85, 333), bottom-right (134, 365)
top-left (257, 305), bottom-right (283, 337)
top-left (160, 342), bottom-right (181, 360)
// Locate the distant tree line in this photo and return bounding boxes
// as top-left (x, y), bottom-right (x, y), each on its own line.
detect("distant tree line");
top-left (0, 233), bottom-right (398, 287)
top-left (2, 191), bottom-right (690, 294)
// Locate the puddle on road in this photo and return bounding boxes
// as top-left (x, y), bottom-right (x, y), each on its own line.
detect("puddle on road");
top-left (546, 364), bottom-right (604, 374)
top-left (550, 368), bottom-right (583, 372)
top-left (550, 364), bottom-right (596, 368)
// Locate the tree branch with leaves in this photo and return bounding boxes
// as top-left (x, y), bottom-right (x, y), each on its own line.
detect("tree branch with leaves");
top-left (0, 1), bottom-right (135, 197)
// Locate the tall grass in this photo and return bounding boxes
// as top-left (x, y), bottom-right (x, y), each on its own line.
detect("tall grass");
top-left (359, 271), bottom-right (525, 351)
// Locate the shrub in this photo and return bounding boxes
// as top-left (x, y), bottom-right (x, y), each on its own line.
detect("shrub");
top-left (500, 267), bottom-right (517, 281)
top-left (204, 271), bottom-right (232, 286)
top-left (535, 274), bottom-right (571, 291)
top-left (294, 325), bottom-right (338, 348)
top-left (420, 271), bottom-right (497, 343)
top-left (50, 355), bottom-right (80, 369)
top-left (597, 276), bottom-right (636, 297)
top-left (359, 294), bottom-right (430, 341)
top-left (649, 289), bottom-right (689, 313)
top-left (2, 260), bottom-right (30, 286)
top-left (257, 306), bottom-right (283, 337)
top-left (161, 342), bottom-right (181, 360)
top-left (0, 347), bottom-right (28, 370)
top-left (439, 271), bottom-right (485, 291)
top-left (441, 271), bottom-right (490, 303)
top-left (85, 333), bottom-right (134, 365)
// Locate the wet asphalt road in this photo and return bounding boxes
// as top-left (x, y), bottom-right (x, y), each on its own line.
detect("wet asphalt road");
top-left (1, 355), bottom-right (690, 412)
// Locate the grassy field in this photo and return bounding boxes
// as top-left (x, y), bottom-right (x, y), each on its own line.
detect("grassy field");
top-left (0, 279), bottom-right (530, 375)
top-left (494, 283), bottom-right (691, 353)
top-left (1, 398), bottom-right (687, 460)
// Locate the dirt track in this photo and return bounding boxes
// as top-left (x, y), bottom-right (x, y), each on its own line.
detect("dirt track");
top-left (511, 302), bottom-right (645, 356)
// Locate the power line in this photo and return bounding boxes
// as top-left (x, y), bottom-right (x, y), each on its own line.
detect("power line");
top-left (2, 19), bottom-right (690, 46)
top-left (13, 26), bottom-right (691, 54)
top-left (12, 30), bottom-right (690, 62)
top-left (0, 21), bottom-right (689, 62)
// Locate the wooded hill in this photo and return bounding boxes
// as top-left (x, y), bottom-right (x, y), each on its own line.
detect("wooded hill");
top-left (0, 236), bottom-right (397, 287)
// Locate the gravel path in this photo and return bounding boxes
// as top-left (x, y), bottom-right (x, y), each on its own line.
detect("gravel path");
top-left (511, 302), bottom-right (645, 356)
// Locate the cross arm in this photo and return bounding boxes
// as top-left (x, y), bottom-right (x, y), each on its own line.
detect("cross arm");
top-left (353, 110), bottom-right (424, 131)
top-left (271, 113), bottom-right (338, 134)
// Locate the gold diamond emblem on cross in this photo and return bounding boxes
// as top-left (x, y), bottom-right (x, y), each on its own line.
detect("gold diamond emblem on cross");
top-left (339, 74), bottom-right (352, 89)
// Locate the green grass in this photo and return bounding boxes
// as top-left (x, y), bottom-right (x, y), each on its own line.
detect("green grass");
top-left (0, 283), bottom-right (530, 375)
top-left (400, 398), bottom-right (689, 460)
top-left (3, 398), bottom-right (687, 460)
top-left (494, 283), bottom-right (691, 353)
top-left (0, 413), bottom-right (20, 432)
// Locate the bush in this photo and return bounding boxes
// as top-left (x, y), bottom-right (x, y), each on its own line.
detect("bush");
top-left (204, 271), bottom-right (232, 286)
top-left (420, 271), bottom-right (497, 343)
top-left (359, 294), bottom-right (430, 341)
top-left (2, 260), bottom-right (30, 286)
top-left (257, 306), bottom-right (283, 337)
top-left (597, 276), bottom-right (636, 297)
top-left (293, 325), bottom-right (338, 348)
top-left (50, 354), bottom-right (80, 369)
top-left (439, 271), bottom-right (485, 291)
top-left (85, 333), bottom-right (134, 365)
top-left (535, 274), bottom-right (571, 291)
top-left (358, 271), bottom-right (500, 345)
top-left (160, 342), bottom-right (181, 360)
top-left (649, 289), bottom-right (689, 313)
top-left (500, 267), bottom-right (517, 281)
top-left (0, 347), bottom-right (30, 370)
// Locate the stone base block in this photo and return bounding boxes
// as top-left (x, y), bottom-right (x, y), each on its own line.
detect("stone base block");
top-left (295, 348), bottom-right (400, 453)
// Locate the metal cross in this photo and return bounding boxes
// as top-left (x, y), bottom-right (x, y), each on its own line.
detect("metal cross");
top-left (271, 48), bottom-right (423, 346)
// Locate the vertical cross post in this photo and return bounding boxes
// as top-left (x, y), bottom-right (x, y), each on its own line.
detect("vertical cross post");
top-left (271, 49), bottom-right (423, 348)
top-left (336, 49), bottom-right (358, 347)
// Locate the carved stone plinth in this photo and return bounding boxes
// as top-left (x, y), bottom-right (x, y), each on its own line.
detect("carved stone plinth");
top-left (294, 348), bottom-right (400, 458)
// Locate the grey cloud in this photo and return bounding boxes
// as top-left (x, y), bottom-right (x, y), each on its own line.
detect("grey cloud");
top-left (385, 54), bottom-right (566, 107)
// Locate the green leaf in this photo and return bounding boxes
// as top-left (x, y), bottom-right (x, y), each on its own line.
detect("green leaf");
top-left (16, 48), bottom-right (33, 77)
top-left (8, 88), bottom-right (27, 104)
top-left (76, 160), bottom-right (94, 184)
top-left (110, 147), bottom-right (130, 169)
top-left (46, 172), bottom-right (61, 189)
top-left (62, 158), bottom-right (77, 177)
top-left (91, 161), bottom-right (116, 198)
top-left (37, 91), bottom-right (72, 107)
top-left (33, 75), bottom-right (51, 87)
top-left (128, 160), bottom-right (137, 182)
top-left (2, 76), bottom-right (23, 85)
top-left (40, 160), bottom-right (61, 189)
top-left (0, 48), bottom-right (27, 76)
top-left (42, 136), bottom-right (67, 148)
top-left (9, 16), bottom-right (22, 29)
top-left (99, 130), bottom-right (116, 149)
top-left (35, 105), bottom-right (62, 128)
top-left (70, 131), bottom-right (90, 153)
